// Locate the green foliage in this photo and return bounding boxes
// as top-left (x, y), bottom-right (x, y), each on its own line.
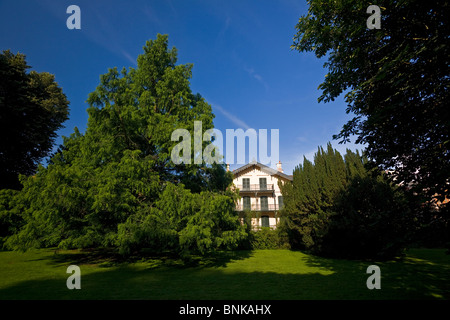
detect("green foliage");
top-left (280, 144), bottom-right (411, 259)
top-left (0, 50), bottom-right (69, 189)
top-left (2, 35), bottom-right (245, 258)
top-left (280, 143), bottom-right (349, 251)
top-left (323, 174), bottom-right (412, 260)
top-left (293, 0), bottom-right (450, 203)
top-left (410, 201), bottom-right (450, 250)
top-left (117, 183), bottom-right (246, 257)
top-left (248, 227), bottom-right (290, 250)
top-left (0, 189), bottom-right (23, 248)
top-left (238, 211), bottom-right (291, 250)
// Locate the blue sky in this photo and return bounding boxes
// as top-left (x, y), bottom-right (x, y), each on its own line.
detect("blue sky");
top-left (0, 0), bottom-right (363, 174)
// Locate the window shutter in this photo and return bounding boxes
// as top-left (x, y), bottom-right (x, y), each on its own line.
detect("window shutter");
top-left (278, 196), bottom-right (284, 209)
top-left (243, 196), bottom-right (251, 210)
top-left (261, 216), bottom-right (270, 228)
top-left (260, 196), bottom-right (268, 211)
top-left (259, 178), bottom-right (267, 190)
top-left (243, 178), bottom-right (250, 190)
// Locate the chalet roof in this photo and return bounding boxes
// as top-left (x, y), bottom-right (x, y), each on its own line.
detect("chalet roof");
top-left (232, 161), bottom-right (293, 181)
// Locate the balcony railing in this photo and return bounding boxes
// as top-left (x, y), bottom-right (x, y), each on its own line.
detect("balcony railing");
top-left (235, 204), bottom-right (280, 211)
top-left (236, 184), bottom-right (274, 192)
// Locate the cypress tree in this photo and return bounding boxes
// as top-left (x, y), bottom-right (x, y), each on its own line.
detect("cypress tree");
top-left (280, 144), bottom-right (410, 259)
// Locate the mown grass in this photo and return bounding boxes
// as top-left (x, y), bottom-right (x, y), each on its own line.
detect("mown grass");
top-left (0, 248), bottom-right (449, 300)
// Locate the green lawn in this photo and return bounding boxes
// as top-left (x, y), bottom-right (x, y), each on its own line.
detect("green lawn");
top-left (0, 248), bottom-right (449, 300)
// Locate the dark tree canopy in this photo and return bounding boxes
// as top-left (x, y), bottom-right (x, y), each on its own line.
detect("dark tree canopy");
top-left (0, 50), bottom-right (69, 190)
top-left (293, 0), bottom-right (450, 201)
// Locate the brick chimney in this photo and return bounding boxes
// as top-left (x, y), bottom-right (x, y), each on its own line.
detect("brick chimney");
top-left (276, 160), bottom-right (283, 173)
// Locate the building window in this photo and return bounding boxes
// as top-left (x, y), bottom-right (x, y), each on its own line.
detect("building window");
top-left (242, 178), bottom-right (250, 191)
top-left (243, 196), bottom-right (251, 210)
top-left (261, 215), bottom-right (270, 228)
top-left (278, 196), bottom-right (284, 210)
top-left (259, 178), bottom-right (267, 190)
top-left (260, 196), bottom-right (268, 211)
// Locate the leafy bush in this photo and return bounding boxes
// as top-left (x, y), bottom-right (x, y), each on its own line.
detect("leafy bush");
top-left (321, 175), bottom-right (411, 260)
top-left (107, 183), bottom-right (247, 257)
top-left (0, 189), bottom-right (22, 249)
top-left (249, 227), bottom-right (290, 250)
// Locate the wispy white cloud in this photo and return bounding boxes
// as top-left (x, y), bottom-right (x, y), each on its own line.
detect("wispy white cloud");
top-left (217, 16), bottom-right (231, 42)
top-left (231, 52), bottom-right (269, 91)
top-left (36, 1), bottom-right (138, 67)
top-left (86, 8), bottom-right (139, 65)
top-left (213, 104), bottom-right (251, 130)
top-left (121, 49), bottom-right (137, 66)
top-left (244, 66), bottom-right (269, 90)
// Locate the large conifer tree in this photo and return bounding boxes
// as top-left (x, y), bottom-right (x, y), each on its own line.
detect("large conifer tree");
top-left (2, 35), bottom-right (245, 256)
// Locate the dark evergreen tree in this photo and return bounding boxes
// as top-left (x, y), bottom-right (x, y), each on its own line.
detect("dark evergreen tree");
top-left (280, 143), bottom-right (347, 252)
top-left (280, 144), bottom-right (411, 259)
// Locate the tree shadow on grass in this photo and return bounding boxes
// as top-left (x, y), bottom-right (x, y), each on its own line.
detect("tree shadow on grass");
top-left (43, 248), bottom-right (255, 269)
top-left (0, 249), bottom-right (352, 300)
top-left (300, 248), bottom-right (450, 300)
top-left (1, 249), bottom-right (449, 300)
top-left (0, 261), bottom-right (337, 300)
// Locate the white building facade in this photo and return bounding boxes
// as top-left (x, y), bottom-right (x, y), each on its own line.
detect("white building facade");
top-left (230, 161), bottom-right (293, 230)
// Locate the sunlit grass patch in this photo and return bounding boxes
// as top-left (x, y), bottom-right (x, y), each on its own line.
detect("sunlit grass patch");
top-left (0, 248), bottom-right (448, 300)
